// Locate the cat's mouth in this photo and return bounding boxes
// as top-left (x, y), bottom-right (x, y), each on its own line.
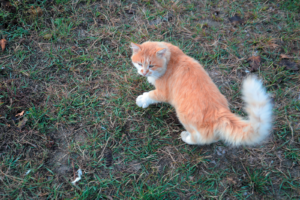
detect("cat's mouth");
top-left (140, 72), bottom-right (150, 77)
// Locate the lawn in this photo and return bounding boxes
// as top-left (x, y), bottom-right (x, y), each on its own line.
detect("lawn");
top-left (1, 0), bottom-right (300, 199)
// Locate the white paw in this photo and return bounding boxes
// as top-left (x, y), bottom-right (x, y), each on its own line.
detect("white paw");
top-left (136, 92), bottom-right (150, 108)
top-left (181, 131), bottom-right (189, 142)
top-left (181, 131), bottom-right (195, 144)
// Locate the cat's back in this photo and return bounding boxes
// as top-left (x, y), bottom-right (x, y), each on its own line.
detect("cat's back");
top-left (169, 50), bottom-right (228, 109)
top-left (171, 50), bottom-right (206, 79)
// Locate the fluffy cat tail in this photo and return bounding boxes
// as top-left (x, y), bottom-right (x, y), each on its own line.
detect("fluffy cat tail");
top-left (220, 76), bottom-right (273, 146)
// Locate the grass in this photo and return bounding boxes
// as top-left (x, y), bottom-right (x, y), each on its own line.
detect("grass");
top-left (1, 0), bottom-right (300, 199)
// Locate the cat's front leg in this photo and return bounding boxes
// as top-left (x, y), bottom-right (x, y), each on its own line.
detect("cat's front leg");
top-left (136, 91), bottom-right (159, 108)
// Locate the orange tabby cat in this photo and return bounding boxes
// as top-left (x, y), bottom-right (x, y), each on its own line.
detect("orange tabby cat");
top-left (131, 41), bottom-right (272, 146)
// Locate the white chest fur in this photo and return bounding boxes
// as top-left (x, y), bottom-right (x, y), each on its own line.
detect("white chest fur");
top-left (147, 77), bottom-right (156, 85)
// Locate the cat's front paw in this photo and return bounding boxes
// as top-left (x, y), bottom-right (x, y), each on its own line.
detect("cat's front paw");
top-left (136, 92), bottom-right (150, 108)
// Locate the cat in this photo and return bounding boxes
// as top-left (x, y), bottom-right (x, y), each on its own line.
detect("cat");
top-left (130, 41), bottom-right (272, 146)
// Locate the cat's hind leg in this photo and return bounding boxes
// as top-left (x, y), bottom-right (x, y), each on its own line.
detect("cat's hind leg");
top-left (181, 131), bottom-right (197, 145)
top-left (181, 126), bottom-right (216, 145)
top-left (180, 125), bottom-right (202, 144)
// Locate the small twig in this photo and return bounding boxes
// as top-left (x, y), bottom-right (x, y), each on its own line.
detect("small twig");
top-left (21, 141), bottom-right (38, 148)
top-left (87, 35), bottom-right (104, 51)
top-left (160, 149), bottom-right (176, 163)
top-left (285, 115), bottom-right (294, 143)
top-left (240, 161), bottom-right (251, 181)
top-left (72, 160), bottom-right (75, 180)
top-left (97, 137), bottom-right (111, 163)
top-left (219, 186), bottom-right (229, 200)
top-left (0, 170), bottom-right (23, 182)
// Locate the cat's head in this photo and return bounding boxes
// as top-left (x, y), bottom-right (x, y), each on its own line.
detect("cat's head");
top-left (130, 42), bottom-right (170, 78)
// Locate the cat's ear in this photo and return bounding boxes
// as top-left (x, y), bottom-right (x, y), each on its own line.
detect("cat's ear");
top-left (156, 48), bottom-right (167, 58)
top-left (130, 42), bottom-right (141, 53)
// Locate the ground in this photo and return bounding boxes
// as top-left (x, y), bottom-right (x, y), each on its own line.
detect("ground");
top-left (0, 0), bottom-right (300, 199)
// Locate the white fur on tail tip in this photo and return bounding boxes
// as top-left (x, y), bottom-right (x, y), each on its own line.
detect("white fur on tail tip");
top-left (242, 76), bottom-right (273, 145)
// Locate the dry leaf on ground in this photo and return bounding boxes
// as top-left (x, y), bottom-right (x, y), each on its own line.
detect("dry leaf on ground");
top-left (266, 39), bottom-right (279, 49)
top-left (280, 54), bottom-right (292, 59)
top-left (29, 6), bottom-right (43, 17)
top-left (0, 39), bottom-right (7, 52)
top-left (43, 34), bottom-right (52, 40)
top-left (247, 55), bottom-right (261, 72)
top-left (17, 117), bottom-right (28, 130)
top-left (16, 111), bottom-right (25, 117)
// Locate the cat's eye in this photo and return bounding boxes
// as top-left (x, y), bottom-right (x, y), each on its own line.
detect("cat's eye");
top-left (149, 65), bottom-right (154, 68)
top-left (138, 63), bottom-right (142, 66)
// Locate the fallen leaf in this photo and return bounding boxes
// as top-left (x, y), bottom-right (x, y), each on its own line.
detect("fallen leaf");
top-left (20, 71), bottom-right (30, 76)
top-left (279, 60), bottom-right (299, 71)
top-left (17, 117), bottom-right (28, 130)
top-left (106, 196), bottom-right (113, 200)
top-left (268, 43), bottom-right (278, 49)
top-left (43, 34), bottom-right (52, 40)
top-left (15, 111), bottom-right (25, 117)
top-left (280, 54), bottom-right (292, 59)
top-left (247, 55), bottom-right (261, 72)
top-left (0, 39), bottom-right (7, 52)
top-left (229, 14), bottom-right (244, 25)
top-left (29, 6), bottom-right (43, 17)
top-left (226, 177), bottom-right (237, 185)
top-left (266, 39), bottom-right (279, 49)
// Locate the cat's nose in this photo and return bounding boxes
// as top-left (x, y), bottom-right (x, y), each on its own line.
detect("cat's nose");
top-left (141, 70), bottom-right (148, 76)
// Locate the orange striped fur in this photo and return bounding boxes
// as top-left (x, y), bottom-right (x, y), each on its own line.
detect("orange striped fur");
top-left (131, 41), bottom-right (272, 146)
